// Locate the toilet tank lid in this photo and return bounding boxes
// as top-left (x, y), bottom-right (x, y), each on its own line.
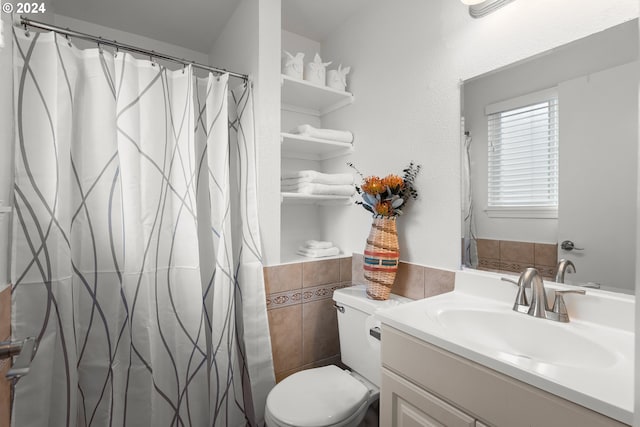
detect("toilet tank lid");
top-left (333, 285), bottom-right (411, 315)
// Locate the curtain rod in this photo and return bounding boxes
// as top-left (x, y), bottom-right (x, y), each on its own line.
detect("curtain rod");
top-left (19, 16), bottom-right (249, 81)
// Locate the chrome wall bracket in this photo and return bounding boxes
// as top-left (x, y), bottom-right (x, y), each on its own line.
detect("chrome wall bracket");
top-left (0, 337), bottom-right (37, 381)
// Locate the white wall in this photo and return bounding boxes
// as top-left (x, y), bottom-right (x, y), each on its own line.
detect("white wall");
top-left (558, 62), bottom-right (638, 292)
top-left (209, 0), bottom-right (281, 266)
top-left (53, 15), bottom-right (208, 65)
top-left (635, 7), bottom-right (640, 420)
top-left (209, 0), bottom-right (258, 86)
top-left (463, 21), bottom-right (637, 245)
top-left (320, 0), bottom-right (638, 270)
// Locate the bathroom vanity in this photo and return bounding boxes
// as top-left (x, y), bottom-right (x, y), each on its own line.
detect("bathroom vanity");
top-left (376, 270), bottom-right (634, 426)
top-left (380, 328), bottom-right (626, 426)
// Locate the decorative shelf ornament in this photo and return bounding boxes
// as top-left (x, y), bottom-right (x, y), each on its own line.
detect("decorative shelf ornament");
top-left (349, 162), bottom-right (422, 300)
top-left (304, 53), bottom-right (331, 86)
top-left (282, 51), bottom-right (304, 80)
top-left (327, 64), bottom-right (351, 92)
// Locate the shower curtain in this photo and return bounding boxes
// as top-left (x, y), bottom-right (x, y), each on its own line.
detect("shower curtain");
top-left (461, 121), bottom-right (477, 268)
top-left (11, 29), bottom-right (274, 426)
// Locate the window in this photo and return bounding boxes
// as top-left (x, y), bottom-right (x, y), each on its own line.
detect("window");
top-left (486, 88), bottom-right (558, 218)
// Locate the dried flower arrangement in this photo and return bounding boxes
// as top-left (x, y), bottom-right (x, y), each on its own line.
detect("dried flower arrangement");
top-left (348, 162), bottom-right (421, 217)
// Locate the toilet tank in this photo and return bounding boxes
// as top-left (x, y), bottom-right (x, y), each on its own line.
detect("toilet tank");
top-left (333, 285), bottom-right (411, 387)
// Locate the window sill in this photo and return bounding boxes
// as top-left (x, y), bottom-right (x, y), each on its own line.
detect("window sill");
top-left (484, 207), bottom-right (558, 219)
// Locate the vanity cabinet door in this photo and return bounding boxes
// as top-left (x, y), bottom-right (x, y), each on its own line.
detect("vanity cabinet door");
top-left (381, 367), bottom-right (475, 427)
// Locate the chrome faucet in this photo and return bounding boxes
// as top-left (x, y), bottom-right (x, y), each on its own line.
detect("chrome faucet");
top-left (519, 268), bottom-right (548, 318)
top-left (555, 259), bottom-right (601, 289)
top-left (502, 268), bottom-right (585, 323)
top-left (555, 259), bottom-right (576, 283)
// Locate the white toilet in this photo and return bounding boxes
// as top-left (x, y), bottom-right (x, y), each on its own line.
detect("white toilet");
top-left (265, 285), bottom-right (410, 427)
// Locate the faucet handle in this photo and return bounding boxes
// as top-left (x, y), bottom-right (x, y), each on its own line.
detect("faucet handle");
top-left (551, 289), bottom-right (586, 323)
top-left (500, 277), bottom-right (518, 286)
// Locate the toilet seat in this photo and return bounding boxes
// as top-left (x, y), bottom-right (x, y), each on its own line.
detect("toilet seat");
top-left (265, 365), bottom-right (372, 427)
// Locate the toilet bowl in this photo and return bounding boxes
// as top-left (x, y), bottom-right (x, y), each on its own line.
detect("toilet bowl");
top-left (265, 365), bottom-right (376, 427)
top-left (264, 285), bottom-right (410, 427)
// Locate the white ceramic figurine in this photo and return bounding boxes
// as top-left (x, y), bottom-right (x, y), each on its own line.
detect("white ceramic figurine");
top-left (304, 53), bottom-right (332, 86)
top-left (282, 51), bottom-right (304, 80)
top-left (327, 64), bottom-right (351, 91)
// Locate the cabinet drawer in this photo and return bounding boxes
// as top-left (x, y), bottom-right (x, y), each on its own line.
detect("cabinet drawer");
top-left (381, 368), bottom-right (475, 427)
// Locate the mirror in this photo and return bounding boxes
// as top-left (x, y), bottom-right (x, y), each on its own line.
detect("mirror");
top-left (461, 20), bottom-right (638, 294)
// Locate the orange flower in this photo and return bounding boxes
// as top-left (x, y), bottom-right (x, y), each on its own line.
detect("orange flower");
top-left (361, 176), bottom-right (385, 195)
top-left (374, 200), bottom-right (393, 216)
top-left (382, 174), bottom-right (404, 191)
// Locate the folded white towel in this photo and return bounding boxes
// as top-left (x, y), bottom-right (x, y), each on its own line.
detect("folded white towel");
top-left (281, 183), bottom-right (355, 196)
top-left (304, 240), bottom-right (334, 249)
top-left (281, 170), bottom-right (354, 185)
top-left (293, 124), bottom-right (354, 143)
top-left (296, 246), bottom-right (340, 258)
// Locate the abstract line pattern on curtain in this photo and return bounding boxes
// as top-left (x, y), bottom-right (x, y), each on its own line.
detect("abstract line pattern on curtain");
top-left (11, 28), bottom-right (274, 427)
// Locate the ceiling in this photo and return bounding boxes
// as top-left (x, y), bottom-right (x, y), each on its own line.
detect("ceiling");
top-left (51, 0), bottom-right (371, 54)
top-left (51, 0), bottom-right (242, 53)
top-left (281, 0), bottom-right (371, 41)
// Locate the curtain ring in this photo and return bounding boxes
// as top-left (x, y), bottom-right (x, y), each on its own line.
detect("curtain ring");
top-left (182, 61), bottom-right (186, 74)
top-left (150, 51), bottom-right (156, 67)
top-left (23, 23), bottom-right (30, 38)
top-left (114, 44), bottom-right (119, 58)
top-left (64, 33), bottom-right (72, 48)
top-left (97, 42), bottom-right (103, 55)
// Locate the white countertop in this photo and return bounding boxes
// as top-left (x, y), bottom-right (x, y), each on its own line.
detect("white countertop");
top-left (376, 270), bottom-right (635, 425)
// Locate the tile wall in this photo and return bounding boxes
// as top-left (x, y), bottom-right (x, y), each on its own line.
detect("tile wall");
top-left (351, 254), bottom-right (455, 300)
top-left (264, 255), bottom-right (455, 382)
top-left (0, 287), bottom-right (10, 427)
top-left (475, 239), bottom-right (558, 279)
top-left (264, 257), bottom-right (352, 382)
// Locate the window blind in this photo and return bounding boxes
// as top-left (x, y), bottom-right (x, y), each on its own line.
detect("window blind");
top-left (487, 94), bottom-right (558, 211)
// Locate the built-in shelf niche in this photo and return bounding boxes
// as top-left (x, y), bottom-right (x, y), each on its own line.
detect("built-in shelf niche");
top-left (279, 42), bottom-right (355, 263)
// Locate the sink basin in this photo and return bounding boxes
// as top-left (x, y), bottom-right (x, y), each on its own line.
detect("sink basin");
top-left (434, 308), bottom-right (618, 369)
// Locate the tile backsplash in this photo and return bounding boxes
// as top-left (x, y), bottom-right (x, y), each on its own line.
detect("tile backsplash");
top-left (264, 255), bottom-right (455, 383)
top-left (351, 254), bottom-right (455, 299)
top-left (476, 238), bottom-right (557, 279)
top-left (264, 258), bottom-right (351, 382)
